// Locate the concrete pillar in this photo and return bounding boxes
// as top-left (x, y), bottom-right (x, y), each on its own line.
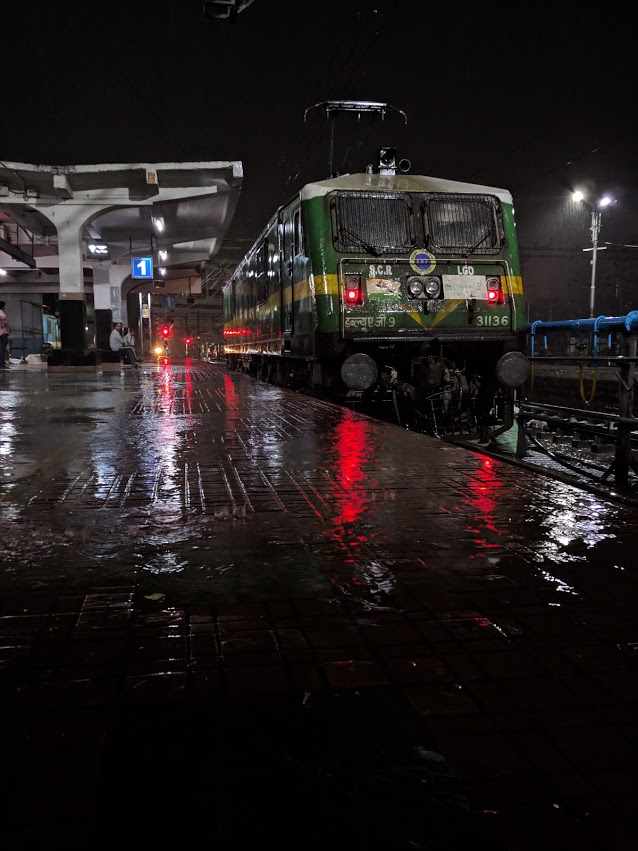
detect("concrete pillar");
top-left (93, 267), bottom-right (112, 350)
top-left (47, 205), bottom-right (104, 354)
top-left (93, 265), bottom-right (130, 349)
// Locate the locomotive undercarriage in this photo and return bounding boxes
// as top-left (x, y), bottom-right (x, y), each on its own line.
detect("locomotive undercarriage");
top-left (340, 341), bottom-right (506, 437)
top-left (226, 339), bottom-right (516, 437)
top-left (374, 357), bottom-right (483, 436)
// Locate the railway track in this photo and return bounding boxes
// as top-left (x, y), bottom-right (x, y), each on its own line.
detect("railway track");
top-left (447, 401), bottom-right (638, 507)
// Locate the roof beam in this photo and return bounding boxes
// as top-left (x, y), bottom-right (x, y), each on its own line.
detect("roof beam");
top-left (53, 174), bottom-right (73, 199)
top-left (0, 236), bottom-right (37, 268)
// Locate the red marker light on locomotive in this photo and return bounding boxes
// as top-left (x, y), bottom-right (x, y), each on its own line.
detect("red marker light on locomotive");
top-left (486, 277), bottom-right (505, 305)
top-left (343, 274), bottom-right (364, 306)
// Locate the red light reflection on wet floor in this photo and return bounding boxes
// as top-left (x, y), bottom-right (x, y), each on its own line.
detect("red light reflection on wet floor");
top-left (157, 364), bottom-right (174, 402)
top-left (223, 373), bottom-right (240, 432)
top-left (223, 374), bottom-right (238, 405)
top-left (184, 360), bottom-right (193, 409)
top-left (465, 456), bottom-right (506, 550)
top-left (330, 413), bottom-right (374, 529)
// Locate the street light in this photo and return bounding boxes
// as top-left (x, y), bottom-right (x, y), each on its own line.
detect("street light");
top-left (572, 190), bottom-right (614, 317)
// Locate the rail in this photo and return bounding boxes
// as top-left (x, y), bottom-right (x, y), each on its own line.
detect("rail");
top-left (519, 401), bottom-right (638, 430)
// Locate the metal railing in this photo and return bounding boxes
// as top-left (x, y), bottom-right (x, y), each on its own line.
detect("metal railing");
top-left (525, 312), bottom-right (638, 485)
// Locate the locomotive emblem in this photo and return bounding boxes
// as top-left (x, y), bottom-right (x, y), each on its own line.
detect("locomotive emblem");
top-left (409, 249), bottom-right (436, 275)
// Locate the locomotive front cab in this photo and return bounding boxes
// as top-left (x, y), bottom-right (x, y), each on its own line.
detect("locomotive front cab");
top-left (330, 187), bottom-right (523, 344)
top-left (318, 177), bottom-right (528, 415)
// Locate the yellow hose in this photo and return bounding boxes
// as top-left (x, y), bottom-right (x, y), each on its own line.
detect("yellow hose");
top-left (578, 362), bottom-right (597, 404)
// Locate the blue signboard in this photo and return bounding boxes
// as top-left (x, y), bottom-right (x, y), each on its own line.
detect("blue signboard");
top-left (131, 257), bottom-right (153, 279)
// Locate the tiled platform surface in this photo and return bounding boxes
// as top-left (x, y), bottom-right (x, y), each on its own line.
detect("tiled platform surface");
top-left (1, 362), bottom-right (637, 850)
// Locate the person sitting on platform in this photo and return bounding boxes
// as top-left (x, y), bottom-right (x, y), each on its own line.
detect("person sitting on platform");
top-left (122, 326), bottom-right (136, 350)
top-left (109, 322), bottom-right (138, 367)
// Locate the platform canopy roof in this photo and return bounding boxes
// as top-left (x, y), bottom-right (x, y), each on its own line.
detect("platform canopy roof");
top-left (0, 160), bottom-right (243, 299)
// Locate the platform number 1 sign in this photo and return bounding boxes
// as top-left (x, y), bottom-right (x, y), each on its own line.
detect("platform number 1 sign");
top-left (132, 257), bottom-right (153, 279)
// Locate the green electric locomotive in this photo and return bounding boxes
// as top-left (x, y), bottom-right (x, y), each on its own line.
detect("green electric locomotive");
top-left (223, 143), bottom-right (528, 428)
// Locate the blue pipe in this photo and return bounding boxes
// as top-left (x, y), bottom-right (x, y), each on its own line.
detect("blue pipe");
top-left (528, 311), bottom-right (638, 335)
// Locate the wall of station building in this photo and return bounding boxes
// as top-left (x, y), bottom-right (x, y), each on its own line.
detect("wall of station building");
top-left (0, 290), bottom-right (71, 359)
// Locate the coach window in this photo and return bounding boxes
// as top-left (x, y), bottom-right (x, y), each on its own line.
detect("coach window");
top-left (243, 262), bottom-right (252, 321)
top-left (256, 242), bottom-right (268, 303)
top-left (293, 208), bottom-right (303, 256)
top-left (272, 223), bottom-right (280, 284)
top-left (283, 213), bottom-right (294, 272)
top-left (268, 242), bottom-right (278, 291)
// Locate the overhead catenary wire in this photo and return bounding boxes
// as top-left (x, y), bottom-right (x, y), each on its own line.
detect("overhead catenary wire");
top-left (278, 5), bottom-right (392, 189)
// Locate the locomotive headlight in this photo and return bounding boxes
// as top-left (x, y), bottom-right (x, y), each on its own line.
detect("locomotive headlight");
top-left (423, 277), bottom-right (441, 298)
top-left (407, 277), bottom-right (424, 298)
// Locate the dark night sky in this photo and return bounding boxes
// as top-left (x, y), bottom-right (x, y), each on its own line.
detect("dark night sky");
top-left (2, 0), bottom-right (637, 318)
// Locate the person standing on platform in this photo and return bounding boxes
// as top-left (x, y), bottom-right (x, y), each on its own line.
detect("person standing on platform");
top-left (0, 300), bottom-right (11, 369)
top-left (109, 321), bottom-right (138, 367)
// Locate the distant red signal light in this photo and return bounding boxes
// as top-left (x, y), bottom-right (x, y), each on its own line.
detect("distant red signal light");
top-left (160, 325), bottom-right (171, 337)
top-left (185, 337), bottom-right (192, 345)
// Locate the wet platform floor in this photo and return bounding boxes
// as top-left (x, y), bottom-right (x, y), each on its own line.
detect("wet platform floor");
top-left (0, 361), bottom-right (637, 849)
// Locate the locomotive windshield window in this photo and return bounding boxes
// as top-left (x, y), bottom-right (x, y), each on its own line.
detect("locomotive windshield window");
top-left (332, 192), bottom-right (413, 254)
top-left (423, 194), bottom-right (502, 255)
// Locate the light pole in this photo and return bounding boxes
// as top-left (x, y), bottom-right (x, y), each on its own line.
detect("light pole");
top-left (572, 190), bottom-right (613, 317)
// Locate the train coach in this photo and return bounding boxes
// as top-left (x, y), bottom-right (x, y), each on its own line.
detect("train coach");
top-left (223, 146), bottom-right (529, 430)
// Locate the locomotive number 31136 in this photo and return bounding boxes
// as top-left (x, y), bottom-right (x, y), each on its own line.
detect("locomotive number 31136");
top-left (476, 315), bottom-right (509, 326)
